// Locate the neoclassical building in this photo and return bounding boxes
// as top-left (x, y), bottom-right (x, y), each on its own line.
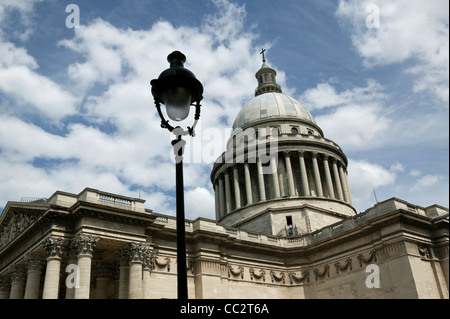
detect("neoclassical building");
top-left (0, 57), bottom-right (448, 299)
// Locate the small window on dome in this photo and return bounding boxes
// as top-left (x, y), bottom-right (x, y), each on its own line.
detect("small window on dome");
top-left (265, 74), bottom-right (269, 82)
top-left (307, 129), bottom-right (314, 135)
top-left (291, 127), bottom-right (298, 135)
top-left (259, 76), bottom-right (263, 84)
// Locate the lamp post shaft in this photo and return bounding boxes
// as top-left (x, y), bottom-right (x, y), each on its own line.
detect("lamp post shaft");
top-left (173, 137), bottom-right (188, 300)
top-left (151, 51), bottom-right (203, 301)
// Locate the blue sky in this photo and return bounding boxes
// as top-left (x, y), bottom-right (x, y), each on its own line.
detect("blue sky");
top-left (0, 0), bottom-right (448, 219)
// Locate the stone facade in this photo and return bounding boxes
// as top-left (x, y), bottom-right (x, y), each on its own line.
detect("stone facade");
top-left (0, 188), bottom-right (448, 299)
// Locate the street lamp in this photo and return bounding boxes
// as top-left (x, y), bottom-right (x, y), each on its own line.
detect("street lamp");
top-left (150, 51), bottom-right (203, 300)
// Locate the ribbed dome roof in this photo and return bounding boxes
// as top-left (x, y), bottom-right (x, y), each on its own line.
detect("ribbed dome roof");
top-left (232, 92), bottom-right (316, 130)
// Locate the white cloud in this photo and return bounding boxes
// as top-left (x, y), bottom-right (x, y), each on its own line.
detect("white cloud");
top-left (390, 162), bottom-right (404, 172)
top-left (0, 64), bottom-right (79, 119)
top-left (184, 187), bottom-right (216, 220)
top-left (300, 79), bottom-right (387, 111)
top-left (0, 27), bottom-right (79, 120)
top-left (348, 158), bottom-right (397, 212)
top-left (301, 80), bottom-right (391, 150)
top-left (410, 174), bottom-right (443, 192)
top-left (336, 0), bottom-right (449, 103)
top-left (0, 0), bottom-right (42, 39)
top-left (409, 169), bottom-right (421, 177)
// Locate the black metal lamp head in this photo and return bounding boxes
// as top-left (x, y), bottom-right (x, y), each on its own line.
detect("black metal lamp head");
top-left (151, 51), bottom-right (203, 124)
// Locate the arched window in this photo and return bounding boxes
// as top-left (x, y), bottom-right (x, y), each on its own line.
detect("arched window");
top-left (265, 74), bottom-right (269, 82)
top-left (291, 127), bottom-right (298, 135)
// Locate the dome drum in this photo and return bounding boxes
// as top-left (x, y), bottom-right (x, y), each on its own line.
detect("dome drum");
top-left (211, 56), bottom-right (355, 236)
top-left (211, 149), bottom-right (354, 235)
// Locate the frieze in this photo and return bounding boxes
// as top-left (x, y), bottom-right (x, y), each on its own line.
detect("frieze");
top-left (249, 268), bottom-right (266, 281)
top-left (418, 245), bottom-right (432, 260)
top-left (270, 270), bottom-right (285, 284)
top-left (357, 250), bottom-right (377, 267)
top-left (335, 257), bottom-right (352, 274)
top-left (289, 270), bottom-right (310, 284)
top-left (150, 255), bottom-right (171, 272)
top-left (313, 264), bottom-right (330, 281)
top-left (227, 264), bottom-right (244, 279)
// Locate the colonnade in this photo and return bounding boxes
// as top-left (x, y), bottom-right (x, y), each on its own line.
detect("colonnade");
top-left (214, 151), bottom-right (352, 220)
top-left (0, 235), bottom-right (153, 299)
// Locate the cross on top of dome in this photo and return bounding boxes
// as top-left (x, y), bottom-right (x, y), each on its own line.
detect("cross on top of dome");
top-left (255, 49), bottom-right (282, 96)
top-left (260, 48), bottom-right (266, 63)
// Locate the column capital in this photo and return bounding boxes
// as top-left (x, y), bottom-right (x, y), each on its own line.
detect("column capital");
top-left (128, 242), bottom-right (148, 264)
top-left (298, 150), bottom-right (306, 157)
top-left (143, 251), bottom-right (153, 270)
top-left (0, 275), bottom-right (10, 293)
top-left (43, 237), bottom-right (65, 259)
top-left (116, 248), bottom-right (129, 267)
top-left (322, 154), bottom-right (329, 161)
top-left (9, 264), bottom-right (26, 283)
top-left (74, 234), bottom-right (99, 257)
top-left (283, 150), bottom-right (291, 156)
top-left (311, 151), bottom-right (319, 158)
top-left (24, 252), bottom-right (44, 271)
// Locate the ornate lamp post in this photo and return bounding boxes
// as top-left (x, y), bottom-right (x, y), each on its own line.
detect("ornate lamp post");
top-left (150, 51), bottom-right (203, 300)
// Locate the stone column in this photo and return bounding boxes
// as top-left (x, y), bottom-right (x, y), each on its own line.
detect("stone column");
top-left (322, 155), bottom-right (335, 199)
top-left (339, 164), bottom-right (350, 204)
top-left (270, 155), bottom-right (281, 198)
top-left (332, 158), bottom-right (344, 201)
top-left (65, 244), bottom-right (78, 299)
top-left (42, 237), bottom-right (65, 299)
top-left (257, 158), bottom-right (266, 201)
top-left (214, 182), bottom-right (220, 220)
top-left (244, 162), bottom-right (253, 205)
top-left (343, 169), bottom-right (353, 205)
top-left (298, 151), bottom-right (310, 196)
top-left (218, 176), bottom-right (225, 219)
top-left (284, 151), bottom-right (296, 197)
top-left (117, 248), bottom-right (130, 299)
top-left (128, 243), bottom-right (145, 299)
top-left (142, 251), bottom-right (152, 299)
top-left (311, 152), bottom-right (323, 197)
top-left (9, 265), bottom-right (26, 299)
top-left (95, 262), bottom-right (112, 299)
top-left (0, 275), bottom-right (10, 299)
top-left (24, 252), bottom-right (43, 299)
top-left (233, 167), bottom-right (241, 209)
top-left (224, 170), bottom-right (232, 214)
top-left (74, 235), bottom-right (99, 299)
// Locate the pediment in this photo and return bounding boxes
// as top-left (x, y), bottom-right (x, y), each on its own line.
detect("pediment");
top-left (0, 203), bottom-right (48, 250)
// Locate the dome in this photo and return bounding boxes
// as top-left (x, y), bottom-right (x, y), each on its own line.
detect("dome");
top-left (232, 92), bottom-right (316, 130)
